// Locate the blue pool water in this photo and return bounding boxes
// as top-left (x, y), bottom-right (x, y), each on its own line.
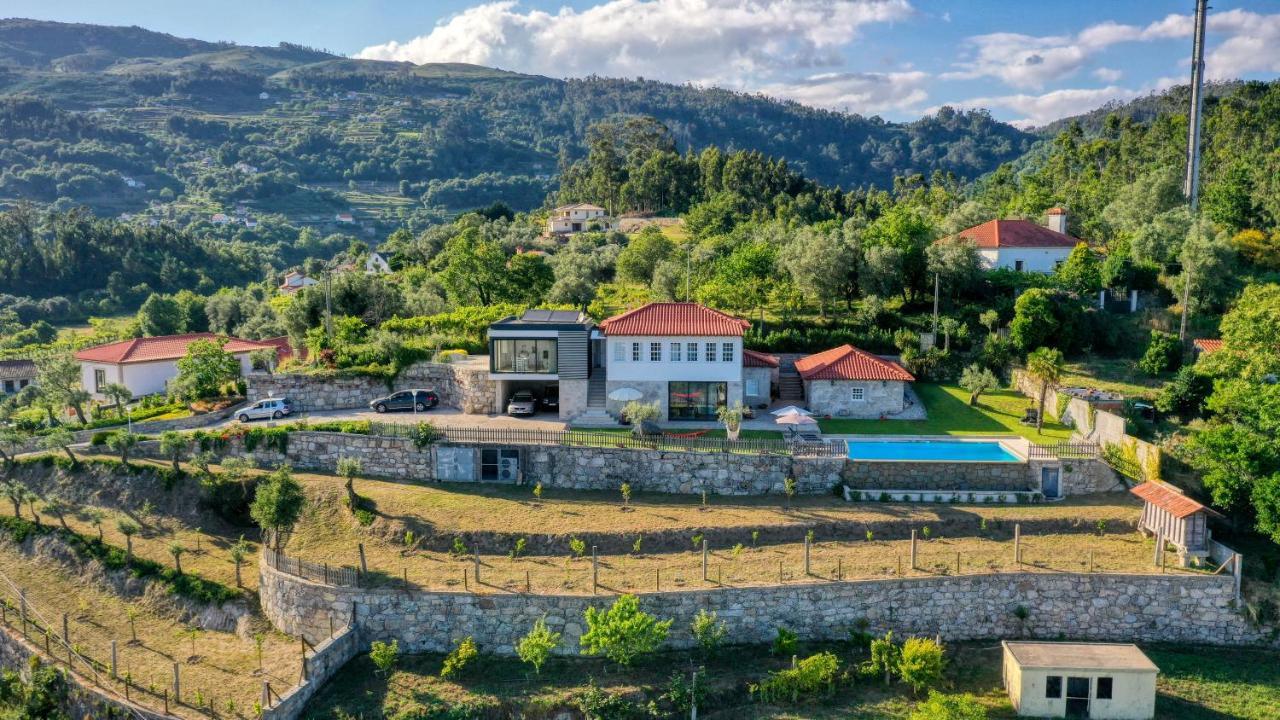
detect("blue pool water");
top-left (846, 440), bottom-right (1021, 462)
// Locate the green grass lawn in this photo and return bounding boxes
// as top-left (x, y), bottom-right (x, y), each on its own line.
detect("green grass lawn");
top-left (301, 642), bottom-right (1279, 720)
top-left (818, 384), bottom-right (1072, 443)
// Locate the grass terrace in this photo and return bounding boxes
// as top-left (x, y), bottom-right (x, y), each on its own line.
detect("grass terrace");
top-left (818, 384), bottom-right (1072, 442)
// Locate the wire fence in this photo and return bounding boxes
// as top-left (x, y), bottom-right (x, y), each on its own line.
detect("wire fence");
top-left (365, 422), bottom-right (846, 458)
top-left (267, 527), bottom-right (1229, 598)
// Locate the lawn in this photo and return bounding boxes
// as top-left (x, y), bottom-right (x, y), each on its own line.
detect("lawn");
top-left (818, 384), bottom-right (1072, 442)
top-left (301, 641), bottom-right (1280, 720)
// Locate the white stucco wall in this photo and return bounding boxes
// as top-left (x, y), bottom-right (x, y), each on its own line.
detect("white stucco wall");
top-left (605, 336), bottom-right (743, 384)
top-left (979, 247), bottom-right (1073, 273)
top-left (82, 353), bottom-right (253, 400)
top-left (1005, 646), bottom-right (1156, 720)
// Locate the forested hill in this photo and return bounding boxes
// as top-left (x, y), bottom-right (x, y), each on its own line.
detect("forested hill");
top-left (0, 18), bottom-right (1034, 217)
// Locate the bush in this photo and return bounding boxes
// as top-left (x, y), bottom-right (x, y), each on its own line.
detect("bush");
top-left (899, 637), bottom-right (946, 693)
top-left (1139, 330), bottom-right (1183, 376)
top-left (751, 651), bottom-right (840, 703)
top-left (909, 691), bottom-right (989, 720)
top-left (691, 609), bottom-right (727, 657)
top-left (771, 626), bottom-right (798, 656)
top-left (369, 639), bottom-right (399, 676)
top-left (579, 594), bottom-right (672, 667)
top-left (1156, 365), bottom-right (1213, 419)
top-left (516, 617), bottom-right (561, 675)
top-left (440, 636), bottom-right (479, 678)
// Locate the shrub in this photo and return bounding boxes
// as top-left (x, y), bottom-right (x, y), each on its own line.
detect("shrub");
top-left (1139, 330), bottom-right (1182, 376)
top-left (516, 617), bottom-right (561, 675)
top-left (369, 639), bottom-right (399, 676)
top-left (751, 651), bottom-right (840, 703)
top-left (579, 594), bottom-right (672, 667)
top-left (909, 691), bottom-right (989, 720)
top-left (411, 422), bottom-right (438, 449)
top-left (899, 637), bottom-right (946, 693)
top-left (868, 631), bottom-right (900, 683)
top-left (691, 609), bottom-right (727, 657)
top-left (575, 682), bottom-right (636, 720)
top-left (440, 636), bottom-right (479, 678)
top-left (771, 626), bottom-right (798, 656)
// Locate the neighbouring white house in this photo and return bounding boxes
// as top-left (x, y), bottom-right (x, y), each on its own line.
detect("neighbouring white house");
top-left (278, 271), bottom-right (318, 294)
top-left (1003, 642), bottom-right (1158, 719)
top-left (951, 208), bottom-right (1081, 273)
top-left (546, 203), bottom-right (613, 236)
top-left (0, 359), bottom-right (36, 396)
top-left (75, 333), bottom-right (286, 401)
top-left (794, 344), bottom-right (914, 418)
top-left (211, 213), bottom-right (231, 225)
top-left (334, 212), bottom-right (355, 224)
top-left (365, 251), bottom-right (391, 274)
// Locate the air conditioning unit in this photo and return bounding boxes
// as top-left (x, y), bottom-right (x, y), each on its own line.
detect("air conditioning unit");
top-left (497, 457), bottom-right (520, 482)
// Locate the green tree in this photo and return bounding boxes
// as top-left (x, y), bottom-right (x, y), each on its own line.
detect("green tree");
top-left (616, 226), bottom-right (674, 285)
top-left (1010, 288), bottom-right (1082, 353)
top-left (433, 230), bottom-right (511, 306)
top-left (1, 480), bottom-right (25, 518)
top-left (1156, 366), bottom-right (1213, 420)
top-left (40, 427), bottom-right (77, 467)
top-left (779, 226), bottom-right (853, 317)
top-left (925, 237), bottom-right (983, 300)
top-left (249, 465), bottom-right (306, 551)
top-left (336, 456), bottom-right (362, 513)
top-left (909, 691), bottom-right (988, 720)
top-left (862, 205), bottom-right (935, 301)
top-left (173, 339), bottom-right (240, 400)
top-left (691, 608), bottom-right (727, 658)
top-left (36, 354), bottom-right (89, 424)
top-left (137, 293), bottom-right (185, 336)
top-left (229, 536), bottom-right (251, 587)
top-left (579, 594), bottom-right (672, 667)
top-left (959, 364), bottom-right (999, 406)
top-left (116, 518), bottom-right (139, 561)
top-left (101, 383), bottom-right (133, 417)
top-left (1025, 347), bottom-right (1065, 432)
top-left (369, 639), bottom-right (399, 676)
top-left (1053, 243), bottom-right (1102, 296)
top-left (106, 431), bottom-right (140, 465)
top-left (516, 617), bottom-right (561, 675)
top-left (159, 431), bottom-right (186, 472)
top-left (1138, 330), bottom-right (1182, 376)
top-left (898, 637), bottom-right (945, 694)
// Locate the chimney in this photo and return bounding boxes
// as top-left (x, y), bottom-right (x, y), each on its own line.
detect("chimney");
top-left (1046, 207), bottom-right (1068, 235)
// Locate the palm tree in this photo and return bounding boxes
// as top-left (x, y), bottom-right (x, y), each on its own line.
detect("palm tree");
top-left (117, 518), bottom-right (139, 562)
top-left (168, 542), bottom-right (186, 574)
top-left (1025, 347), bottom-right (1066, 433)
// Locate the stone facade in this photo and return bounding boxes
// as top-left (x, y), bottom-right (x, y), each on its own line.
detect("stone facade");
top-left (743, 366), bottom-right (772, 408)
top-left (558, 378), bottom-right (590, 421)
top-left (247, 360), bottom-right (495, 414)
top-left (841, 460), bottom-right (1036, 492)
top-left (806, 378), bottom-right (906, 418)
top-left (260, 556), bottom-right (1267, 657)
top-left (1031, 458), bottom-right (1127, 497)
top-left (261, 625), bottom-right (360, 720)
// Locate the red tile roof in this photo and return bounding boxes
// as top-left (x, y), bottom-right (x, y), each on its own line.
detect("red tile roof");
top-left (1193, 339), bottom-right (1223, 354)
top-left (74, 333), bottom-right (278, 365)
top-left (1130, 482), bottom-right (1210, 519)
top-left (794, 344), bottom-right (915, 382)
top-left (742, 349), bottom-right (779, 368)
top-left (953, 219), bottom-right (1081, 249)
top-left (1047, 207), bottom-right (1067, 215)
top-left (599, 303), bottom-right (750, 336)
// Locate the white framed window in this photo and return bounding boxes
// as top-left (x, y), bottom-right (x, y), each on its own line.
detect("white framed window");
top-left (94, 368), bottom-right (107, 392)
top-left (613, 342), bottom-right (625, 362)
top-left (631, 342), bottom-right (641, 362)
top-left (704, 342), bottom-right (716, 362)
top-left (850, 386), bottom-right (865, 402)
top-left (650, 342), bottom-right (662, 362)
top-left (687, 342), bottom-right (698, 362)
top-left (670, 342), bottom-right (682, 362)
top-left (721, 342), bottom-right (734, 363)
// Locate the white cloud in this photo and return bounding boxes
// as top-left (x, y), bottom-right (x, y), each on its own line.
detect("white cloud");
top-left (934, 86), bottom-right (1144, 128)
top-left (757, 70), bottom-right (929, 114)
top-left (357, 0), bottom-right (914, 89)
top-left (1092, 67), bottom-right (1122, 82)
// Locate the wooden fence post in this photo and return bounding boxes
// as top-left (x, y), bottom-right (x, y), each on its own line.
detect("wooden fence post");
top-left (701, 539), bottom-right (709, 582)
top-left (172, 662), bottom-right (180, 703)
top-left (804, 535), bottom-right (811, 576)
top-left (18, 589), bottom-right (26, 638)
top-left (592, 546), bottom-right (599, 594)
top-left (473, 552), bottom-right (481, 584)
top-left (910, 530), bottom-right (918, 570)
top-left (110, 640), bottom-right (117, 679)
top-left (61, 614), bottom-right (69, 647)
top-left (1088, 550), bottom-right (1094, 573)
top-left (1013, 524), bottom-right (1021, 565)
top-left (261, 681), bottom-right (271, 710)
top-left (357, 543), bottom-right (367, 574)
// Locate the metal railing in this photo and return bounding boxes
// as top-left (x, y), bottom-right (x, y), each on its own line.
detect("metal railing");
top-left (263, 547), bottom-right (361, 588)
top-left (362, 422), bottom-right (845, 457)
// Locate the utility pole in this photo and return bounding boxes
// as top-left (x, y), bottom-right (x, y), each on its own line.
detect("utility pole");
top-left (323, 271), bottom-right (334, 338)
top-left (1179, 0), bottom-right (1208, 343)
top-left (931, 273), bottom-right (940, 336)
top-left (685, 250), bottom-right (691, 302)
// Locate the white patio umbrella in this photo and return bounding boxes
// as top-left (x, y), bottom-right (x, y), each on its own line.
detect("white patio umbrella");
top-left (607, 387), bottom-right (643, 402)
top-left (770, 405), bottom-right (813, 416)
top-left (774, 411), bottom-right (817, 426)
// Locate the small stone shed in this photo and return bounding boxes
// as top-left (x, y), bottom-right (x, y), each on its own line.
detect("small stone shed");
top-left (1002, 641), bottom-right (1158, 719)
top-left (794, 344), bottom-right (914, 418)
top-left (1130, 481), bottom-right (1218, 566)
top-left (741, 349), bottom-right (777, 408)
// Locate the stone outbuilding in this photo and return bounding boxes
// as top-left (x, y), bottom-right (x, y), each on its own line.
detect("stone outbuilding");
top-left (742, 349), bottom-right (777, 409)
top-left (794, 344), bottom-right (914, 418)
top-left (1002, 641), bottom-right (1158, 719)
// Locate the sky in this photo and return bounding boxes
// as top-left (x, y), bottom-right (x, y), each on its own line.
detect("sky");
top-left (10, 0), bottom-right (1280, 126)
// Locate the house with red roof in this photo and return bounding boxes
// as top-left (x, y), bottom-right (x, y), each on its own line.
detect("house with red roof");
top-left (74, 333), bottom-right (284, 401)
top-left (486, 302), bottom-right (764, 423)
top-left (794, 344), bottom-right (915, 418)
top-left (950, 208), bottom-right (1082, 273)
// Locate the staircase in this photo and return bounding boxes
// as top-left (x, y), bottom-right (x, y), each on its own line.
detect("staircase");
top-left (574, 372), bottom-right (619, 427)
top-left (587, 374), bottom-right (607, 408)
top-left (778, 372), bottom-right (805, 401)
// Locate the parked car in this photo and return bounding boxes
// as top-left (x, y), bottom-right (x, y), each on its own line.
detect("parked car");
top-left (507, 390), bottom-right (537, 416)
top-left (370, 389), bottom-right (439, 413)
top-left (237, 397), bottom-right (292, 422)
top-left (540, 386), bottom-right (559, 412)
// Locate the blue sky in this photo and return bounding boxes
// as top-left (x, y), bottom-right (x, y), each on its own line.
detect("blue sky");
top-left (10, 0), bottom-right (1280, 125)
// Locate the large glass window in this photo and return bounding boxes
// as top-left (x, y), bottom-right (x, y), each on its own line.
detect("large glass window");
top-left (490, 338), bottom-right (557, 374)
top-left (668, 381), bottom-right (727, 421)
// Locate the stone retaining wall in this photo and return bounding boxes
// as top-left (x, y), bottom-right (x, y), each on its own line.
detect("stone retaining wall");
top-left (260, 555), bottom-right (1267, 657)
top-left (246, 361), bottom-right (495, 414)
top-left (841, 460), bottom-right (1034, 491)
top-left (261, 624), bottom-right (360, 720)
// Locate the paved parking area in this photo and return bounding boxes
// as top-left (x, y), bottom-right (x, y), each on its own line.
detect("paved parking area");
top-left (226, 406), bottom-right (569, 431)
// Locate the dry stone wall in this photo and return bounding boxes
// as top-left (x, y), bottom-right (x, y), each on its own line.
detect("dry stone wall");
top-left (260, 557), bottom-right (1266, 656)
top-left (247, 361), bottom-right (495, 414)
top-left (841, 460), bottom-right (1034, 491)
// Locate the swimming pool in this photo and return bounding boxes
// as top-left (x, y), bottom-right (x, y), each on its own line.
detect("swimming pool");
top-left (846, 439), bottom-right (1021, 462)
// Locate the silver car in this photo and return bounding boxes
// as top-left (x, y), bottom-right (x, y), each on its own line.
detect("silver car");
top-left (237, 397), bottom-right (292, 422)
top-left (506, 390), bottom-right (537, 416)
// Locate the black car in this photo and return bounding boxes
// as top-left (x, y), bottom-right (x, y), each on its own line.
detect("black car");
top-left (369, 389), bottom-right (439, 413)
